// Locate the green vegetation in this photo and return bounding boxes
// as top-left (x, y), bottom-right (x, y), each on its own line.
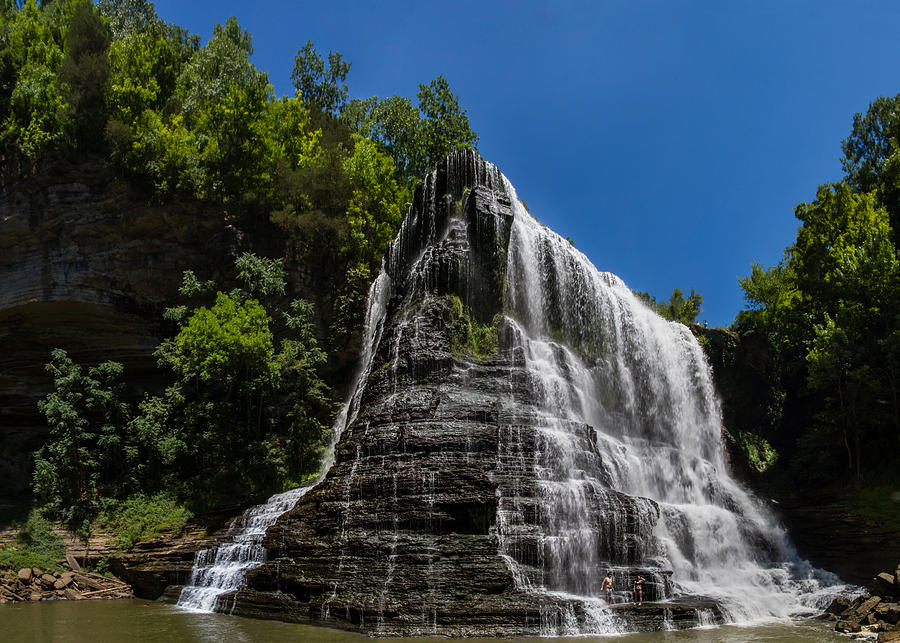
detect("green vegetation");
top-left (734, 94), bottom-right (900, 488)
top-left (98, 494), bottom-right (191, 550)
top-left (0, 509), bottom-right (65, 575)
top-left (634, 287), bottom-right (704, 325)
top-left (34, 254), bottom-right (335, 522)
top-left (446, 295), bottom-right (499, 358)
top-left (5, 0), bottom-right (479, 542)
top-left (731, 429), bottom-right (779, 473)
top-left (34, 349), bottom-right (133, 555)
top-left (0, 546), bottom-right (63, 576)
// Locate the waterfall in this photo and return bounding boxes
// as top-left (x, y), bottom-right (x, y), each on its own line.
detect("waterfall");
top-left (175, 150), bottom-right (845, 631)
top-left (494, 173), bottom-right (843, 624)
top-left (175, 271), bottom-right (392, 613)
top-left (175, 486), bottom-right (312, 612)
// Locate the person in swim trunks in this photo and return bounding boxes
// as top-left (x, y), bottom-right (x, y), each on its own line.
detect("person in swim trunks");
top-left (600, 571), bottom-right (614, 603)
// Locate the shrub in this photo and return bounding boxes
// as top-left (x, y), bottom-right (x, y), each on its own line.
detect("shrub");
top-left (98, 493), bottom-right (192, 550)
top-left (15, 509), bottom-right (65, 560)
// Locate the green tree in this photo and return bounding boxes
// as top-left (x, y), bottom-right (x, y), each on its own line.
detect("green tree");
top-left (139, 254), bottom-right (334, 507)
top-left (1, 0), bottom-right (70, 167)
top-left (34, 349), bottom-right (133, 556)
top-left (841, 94), bottom-right (900, 238)
top-left (290, 39), bottom-right (350, 115)
top-left (344, 76), bottom-right (479, 187)
top-left (416, 75), bottom-right (478, 175)
top-left (634, 287), bottom-right (703, 325)
top-left (173, 16), bottom-right (271, 200)
top-left (59, 1), bottom-right (111, 153)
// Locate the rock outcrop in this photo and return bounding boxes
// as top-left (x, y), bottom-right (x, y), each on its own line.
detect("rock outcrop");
top-left (0, 566), bottom-right (131, 603)
top-left (821, 564), bottom-right (900, 641)
top-left (166, 150), bottom-right (727, 636)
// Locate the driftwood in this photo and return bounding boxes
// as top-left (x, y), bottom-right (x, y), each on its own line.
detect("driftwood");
top-left (79, 586), bottom-right (130, 597)
top-left (85, 571), bottom-right (127, 586)
top-left (65, 554), bottom-right (82, 572)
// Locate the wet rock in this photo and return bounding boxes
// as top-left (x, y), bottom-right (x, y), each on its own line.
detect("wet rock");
top-left (826, 596), bottom-right (851, 615)
top-left (837, 619), bottom-right (863, 633)
top-left (857, 596), bottom-right (883, 617)
top-left (879, 631), bottom-right (900, 642)
top-left (224, 151), bottom-right (724, 636)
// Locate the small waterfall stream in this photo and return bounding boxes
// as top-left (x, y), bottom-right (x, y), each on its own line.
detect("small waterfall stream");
top-left (176, 486), bottom-right (312, 611)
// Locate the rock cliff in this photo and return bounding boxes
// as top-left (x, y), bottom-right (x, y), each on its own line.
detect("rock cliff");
top-left (0, 159), bottom-right (269, 504)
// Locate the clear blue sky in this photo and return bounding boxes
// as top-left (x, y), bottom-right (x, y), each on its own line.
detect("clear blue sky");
top-left (152, 0), bottom-right (900, 327)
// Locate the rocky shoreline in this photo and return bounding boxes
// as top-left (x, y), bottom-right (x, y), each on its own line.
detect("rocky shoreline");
top-left (0, 564), bottom-right (132, 603)
top-left (821, 564), bottom-right (900, 641)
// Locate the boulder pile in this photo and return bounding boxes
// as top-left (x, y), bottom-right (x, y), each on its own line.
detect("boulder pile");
top-left (823, 564), bottom-right (900, 642)
top-left (0, 566), bottom-right (132, 603)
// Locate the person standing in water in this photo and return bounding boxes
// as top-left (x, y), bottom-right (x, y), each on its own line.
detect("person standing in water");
top-left (600, 572), bottom-right (614, 604)
top-left (633, 574), bottom-right (645, 606)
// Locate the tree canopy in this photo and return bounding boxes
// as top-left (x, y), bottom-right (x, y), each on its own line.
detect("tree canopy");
top-left (735, 96), bottom-right (900, 486)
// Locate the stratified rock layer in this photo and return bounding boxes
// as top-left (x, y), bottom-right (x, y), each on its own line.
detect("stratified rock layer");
top-left (216, 151), bottom-right (717, 636)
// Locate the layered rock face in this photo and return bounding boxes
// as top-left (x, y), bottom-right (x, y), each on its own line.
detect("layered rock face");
top-left (199, 150), bottom-right (772, 636)
top-left (0, 162), bottom-right (255, 503)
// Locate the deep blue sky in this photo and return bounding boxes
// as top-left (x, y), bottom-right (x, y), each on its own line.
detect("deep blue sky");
top-left (152, 0), bottom-right (900, 327)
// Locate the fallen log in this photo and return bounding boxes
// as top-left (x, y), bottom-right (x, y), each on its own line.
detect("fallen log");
top-left (80, 586), bottom-right (131, 598)
top-left (85, 572), bottom-right (127, 587)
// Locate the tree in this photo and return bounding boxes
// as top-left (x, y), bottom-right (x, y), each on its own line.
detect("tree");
top-left (416, 75), bottom-right (478, 175)
top-left (139, 254), bottom-right (334, 506)
top-left (634, 287), bottom-right (703, 325)
top-left (736, 172), bottom-right (900, 486)
top-left (34, 349), bottom-right (133, 558)
top-left (1, 0), bottom-right (70, 166)
top-left (841, 94), bottom-right (900, 195)
top-left (341, 77), bottom-right (479, 188)
top-left (290, 40), bottom-right (350, 115)
top-left (173, 16), bottom-right (271, 200)
top-left (841, 94), bottom-right (900, 237)
top-left (97, 0), bottom-right (159, 40)
top-left (59, 1), bottom-right (111, 153)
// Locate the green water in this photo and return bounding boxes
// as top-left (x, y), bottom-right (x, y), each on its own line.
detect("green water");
top-left (0, 600), bottom-right (846, 643)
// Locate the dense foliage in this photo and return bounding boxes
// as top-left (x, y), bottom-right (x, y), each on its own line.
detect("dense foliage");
top-left (735, 94), bottom-right (900, 487)
top-left (634, 287), bottom-right (704, 325)
top-left (34, 254), bottom-right (335, 521)
top-left (2, 0), bottom-right (478, 355)
top-left (6, 0), bottom-right (479, 541)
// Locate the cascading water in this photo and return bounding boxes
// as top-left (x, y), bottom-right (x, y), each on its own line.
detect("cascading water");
top-left (175, 486), bottom-right (312, 612)
top-left (174, 150), bottom-right (845, 634)
top-left (175, 272), bottom-right (392, 613)
top-left (493, 173), bottom-right (843, 625)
